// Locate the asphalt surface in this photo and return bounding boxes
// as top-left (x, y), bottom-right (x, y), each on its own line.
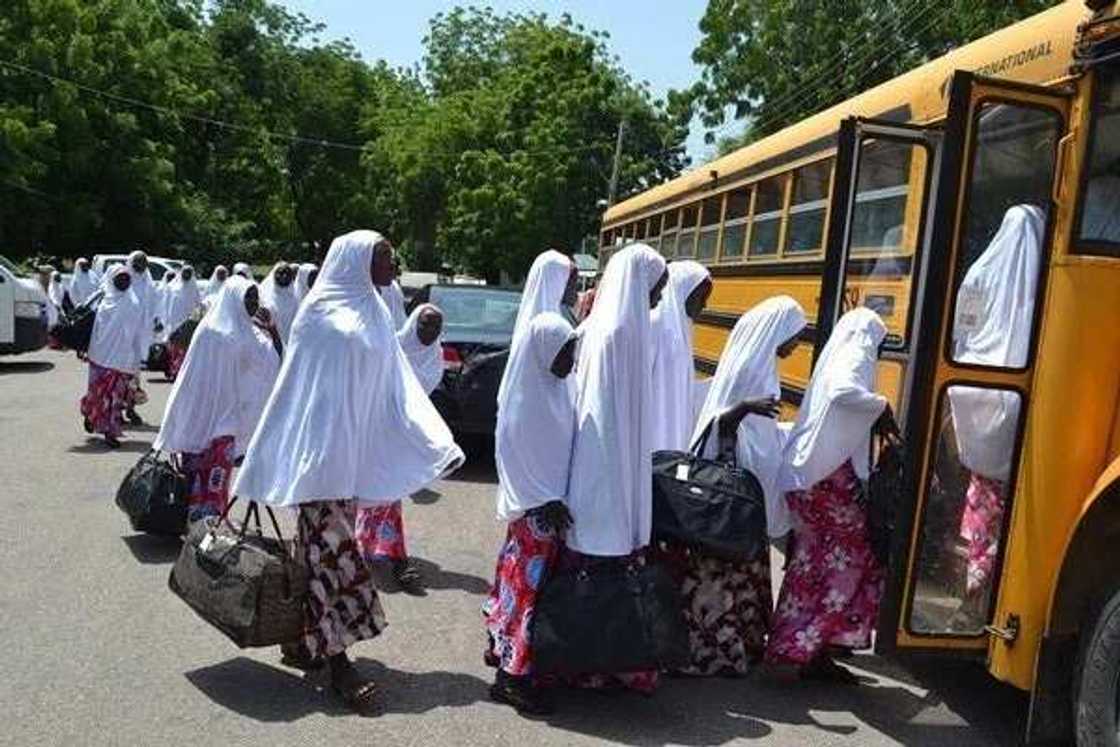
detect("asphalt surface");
top-left (1, 350), bottom-right (1031, 746)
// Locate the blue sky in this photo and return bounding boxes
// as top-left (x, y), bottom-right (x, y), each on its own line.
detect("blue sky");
top-left (276, 0), bottom-right (726, 163)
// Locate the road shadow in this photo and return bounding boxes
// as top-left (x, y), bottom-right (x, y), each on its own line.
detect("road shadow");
top-left (443, 455), bottom-right (497, 486)
top-left (122, 422), bottom-right (160, 434)
top-left (185, 656), bottom-right (488, 722)
top-left (146, 376), bottom-right (174, 385)
top-left (410, 488), bottom-right (442, 505)
top-left (121, 533), bottom-right (182, 564)
top-left (372, 556), bottom-right (490, 596)
top-left (0, 361), bottom-right (55, 375)
top-left (68, 438), bottom-right (152, 454)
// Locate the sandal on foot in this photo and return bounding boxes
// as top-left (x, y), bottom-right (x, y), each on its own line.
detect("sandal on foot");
top-left (332, 671), bottom-right (379, 716)
top-left (126, 409), bottom-right (144, 426)
top-left (393, 559), bottom-right (424, 593)
top-left (104, 435), bottom-right (122, 449)
top-left (801, 657), bottom-right (859, 685)
top-left (83, 417), bottom-right (93, 434)
top-left (490, 672), bottom-right (554, 717)
top-left (280, 647), bottom-right (324, 672)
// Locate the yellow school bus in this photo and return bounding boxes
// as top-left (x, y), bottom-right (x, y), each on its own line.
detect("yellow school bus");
top-left (603, 1), bottom-right (1120, 742)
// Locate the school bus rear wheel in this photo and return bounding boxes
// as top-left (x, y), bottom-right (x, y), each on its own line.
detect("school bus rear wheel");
top-left (1076, 585), bottom-right (1120, 747)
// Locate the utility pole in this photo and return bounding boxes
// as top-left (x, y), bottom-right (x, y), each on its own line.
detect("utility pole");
top-left (606, 116), bottom-right (627, 207)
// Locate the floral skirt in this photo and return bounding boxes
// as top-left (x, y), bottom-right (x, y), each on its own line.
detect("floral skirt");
top-left (180, 435), bottom-right (235, 523)
top-left (766, 460), bottom-right (884, 666)
top-left (79, 363), bottom-right (133, 438)
top-left (960, 472), bottom-right (1006, 597)
top-left (355, 501), bottom-right (407, 562)
top-left (482, 513), bottom-right (562, 677)
top-left (165, 341), bottom-right (188, 381)
top-left (297, 500), bottom-right (387, 659)
top-left (660, 543), bottom-right (771, 676)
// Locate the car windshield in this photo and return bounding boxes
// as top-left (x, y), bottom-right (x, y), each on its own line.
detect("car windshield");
top-left (429, 287), bottom-right (521, 338)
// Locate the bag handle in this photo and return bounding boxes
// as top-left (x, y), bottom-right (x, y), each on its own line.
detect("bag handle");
top-left (217, 496), bottom-right (286, 542)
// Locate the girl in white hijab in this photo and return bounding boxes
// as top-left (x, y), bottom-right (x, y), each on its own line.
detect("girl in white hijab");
top-left (649, 260), bottom-right (712, 452)
top-left (45, 271), bottom-right (65, 328)
top-left (767, 307), bottom-right (895, 682)
top-left (484, 312), bottom-right (577, 716)
top-left (372, 245), bottom-right (408, 330)
top-left (204, 265), bottom-right (229, 307)
top-left (162, 266), bottom-right (203, 381)
top-left (259, 262), bottom-right (300, 342)
top-left (294, 262), bottom-right (318, 301)
top-left (232, 230), bottom-right (463, 713)
top-left (659, 296), bottom-right (806, 678)
top-left (949, 204), bottom-right (1043, 602)
top-left (232, 262), bottom-right (252, 280)
top-left (355, 302), bottom-right (446, 591)
top-left (80, 267), bottom-right (146, 449)
top-left (68, 258), bottom-right (100, 307)
top-left (562, 242), bottom-right (667, 694)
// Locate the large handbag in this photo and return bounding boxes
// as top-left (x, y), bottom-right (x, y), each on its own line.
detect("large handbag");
top-left (169, 499), bottom-right (308, 649)
top-left (863, 433), bottom-right (905, 567)
top-left (651, 421), bottom-right (769, 561)
top-left (531, 558), bottom-right (688, 676)
top-left (115, 450), bottom-right (189, 536)
top-left (51, 291), bottom-right (103, 353)
top-left (169, 317), bottom-right (198, 348)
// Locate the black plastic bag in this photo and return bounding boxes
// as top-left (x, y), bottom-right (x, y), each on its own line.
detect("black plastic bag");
top-left (50, 291), bottom-right (102, 353)
top-left (115, 450), bottom-right (189, 536)
top-left (864, 435), bottom-right (905, 567)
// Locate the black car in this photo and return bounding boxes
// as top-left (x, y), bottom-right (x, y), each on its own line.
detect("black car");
top-left (409, 284), bottom-right (522, 436)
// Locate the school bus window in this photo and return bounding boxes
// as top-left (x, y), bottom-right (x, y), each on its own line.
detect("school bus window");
top-left (1076, 68), bottom-right (1120, 255)
top-left (850, 140), bottom-right (914, 253)
top-left (661, 209), bottom-right (680, 258)
top-left (749, 175), bottom-right (785, 257)
top-left (635, 219), bottom-right (647, 240)
top-left (647, 214), bottom-right (662, 253)
top-left (720, 187), bottom-right (751, 261)
top-left (784, 159), bottom-right (832, 254)
top-left (678, 203), bottom-right (699, 257)
top-left (600, 229), bottom-right (612, 248)
top-left (949, 102), bottom-right (1062, 370)
top-left (697, 195), bottom-right (722, 261)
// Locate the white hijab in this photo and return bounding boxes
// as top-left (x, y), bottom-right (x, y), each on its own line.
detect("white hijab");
top-left (259, 262), bottom-right (299, 342)
top-left (294, 263), bottom-right (317, 301)
top-left (162, 270), bottom-right (202, 336)
top-left (498, 249), bottom-right (573, 403)
top-left (397, 303), bottom-right (445, 395)
top-left (205, 266), bottom-right (228, 305)
top-left (378, 279), bottom-right (408, 330)
top-left (949, 204), bottom-right (1043, 482)
top-left (650, 260), bottom-right (711, 452)
top-left (127, 251), bottom-right (158, 346)
top-left (69, 260), bottom-right (99, 307)
top-left (780, 307), bottom-right (888, 493)
top-left (232, 230), bottom-right (464, 507)
top-left (88, 267), bottom-right (146, 374)
top-left (48, 272), bottom-right (66, 308)
top-left (496, 312), bottom-right (576, 521)
top-left (154, 277), bottom-right (280, 458)
top-left (691, 296), bottom-right (807, 537)
top-left (232, 262), bottom-right (252, 280)
top-left (565, 243), bottom-right (667, 556)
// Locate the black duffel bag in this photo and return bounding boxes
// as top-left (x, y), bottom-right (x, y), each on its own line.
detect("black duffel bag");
top-left (169, 499), bottom-right (308, 649)
top-left (147, 343), bottom-right (169, 373)
top-left (51, 291), bottom-right (103, 353)
top-left (115, 450), bottom-right (189, 536)
top-left (532, 558), bottom-right (688, 676)
top-left (169, 317), bottom-right (199, 348)
top-left (652, 421), bottom-right (768, 562)
top-left (863, 433), bottom-right (905, 567)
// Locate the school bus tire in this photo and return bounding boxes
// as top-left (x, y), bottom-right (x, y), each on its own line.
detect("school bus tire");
top-left (1076, 583), bottom-right (1120, 747)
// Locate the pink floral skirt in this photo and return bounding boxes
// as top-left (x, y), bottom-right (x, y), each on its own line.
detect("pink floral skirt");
top-left (79, 362), bottom-right (133, 438)
top-left (355, 501), bottom-right (408, 562)
top-left (483, 513), bottom-right (562, 677)
top-left (180, 435), bottom-right (235, 522)
top-left (165, 341), bottom-right (188, 381)
top-left (959, 472), bottom-right (1006, 597)
top-left (766, 460), bottom-right (884, 666)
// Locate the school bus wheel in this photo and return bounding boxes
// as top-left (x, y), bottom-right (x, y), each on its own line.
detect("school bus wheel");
top-left (1075, 584), bottom-right (1120, 747)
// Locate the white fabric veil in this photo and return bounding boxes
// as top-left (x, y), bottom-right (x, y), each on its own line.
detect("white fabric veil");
top-left (48, 272), bottom-right (65, 308)
top-left (649, 260), bottom-right (711, 452)
top-left (162, 270), bottom-right (202, 336)
top-left (69, 260), bottom-right (99, 306)
top-left (127, 251), bottom-right (157, 349)
top-left (88, 266), bottom-right (145, 374)
top-left (260, 262), bottom-right (299, 342)
top-left (379, 280), bottom-right (408, 330)
top-left (691, 296), bottom-right (806, 537)
top-left (780, 307), bottom-right (888, 493)
top-left (949, 204), bottom-right (1044, 481)
top-left (397, 303), bottom-right (445, 395)
top-left (232, 230), bottom-right (464, 507)
top-left (498, 250), bottom-right (573, 404)
top-left (565, 242), bottom-right (667, 556)
top-left (496, 312), bottom-right (576, 520)
top-left (232, 262), bottom-right (252, 279)
top-left (154, 277), bottom-right (280, 458)
top-left (294, 263), bottom-right (317, 301)
top-left (205, 266), bottom-right (228, 306)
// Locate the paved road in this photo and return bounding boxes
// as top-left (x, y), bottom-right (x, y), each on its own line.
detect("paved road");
top-left (1, 350), bottom-right (1030, 746)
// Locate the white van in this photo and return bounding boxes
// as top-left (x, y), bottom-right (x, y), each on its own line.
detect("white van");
top-left (0, 255), bottom-right (50, 356)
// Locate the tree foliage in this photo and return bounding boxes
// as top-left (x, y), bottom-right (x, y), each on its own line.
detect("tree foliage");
top-left (688, 0), bottom-right (1057, 152)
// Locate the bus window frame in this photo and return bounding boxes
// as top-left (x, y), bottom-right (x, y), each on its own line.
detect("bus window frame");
top-left (783, 158), bottom-right (835, 256)
top-left (1072, 67), bottom-right (1120, 258)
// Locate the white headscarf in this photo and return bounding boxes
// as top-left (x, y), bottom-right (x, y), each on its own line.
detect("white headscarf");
top-left (162, 268), bottom-right (203, 337)
top-left (232, 230), bottom-right (465, 507)
top-left (259, 262), bottom-right (299, 342)
top-left (69, 259), bottom-right (99, 307)
top-left (154, 277), bottom-right (279, 458)
top-left (565, 243), bottom-right (667, 556)
top-left (949, 204), bottom-right (1043, 482)
top-left (294, 263), bottom-right (317, 301)
top-left (691, 296), bottom-right (807, 537)
top-left (48, 271), bottom-right (66, 308)
top-left (378, 279), bottom-right (408, 330)
top-left (205, 266), bottom-right (228, 306)
top-left (87, 267), bottom-right (146, 374)
top-left (498, 249), bottom-right (573, 404)
top-left (127, 251), bottom-right (157, 348)
top-left (496, 312), bottom-right (576, 521)
top-left (649, 260), bottom-right (711, 452)
top-left (232, 262), bottom-right (252, 280)
top-left (780, 307), bottom-right (888, 493)
top-left (397, 303), bottom-right (445, 395)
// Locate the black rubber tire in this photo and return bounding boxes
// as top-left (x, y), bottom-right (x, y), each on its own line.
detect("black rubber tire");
top-left (1076, 585), bottom-right (1120, 747)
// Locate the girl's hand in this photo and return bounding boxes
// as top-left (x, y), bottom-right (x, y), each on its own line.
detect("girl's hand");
top-left (744, 397), bottom-right (780, 419)
top-left (874, 403), bottom-right (902, 441)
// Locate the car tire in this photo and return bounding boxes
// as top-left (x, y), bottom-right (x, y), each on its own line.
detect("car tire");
top-left (1075, 583), bottom-right (1120, 747)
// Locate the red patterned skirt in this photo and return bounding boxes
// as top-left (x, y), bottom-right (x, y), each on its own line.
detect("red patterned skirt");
top-left (180, 435), bottom-right (235, 523)
top-left (766, 460), bottom-right (883, 666)
top-left (355, 501), bottom-right (408, 562)
top-left (483, 513), bottom-right (562, 677)
top-left (165, 340), bottom-right (188, 381)
top-left (79, 362), bottom-right (133, 438)
top-left (959, 471), bottom-right (1007, 597)
top-left (297, 500), bottom-right (387, 659)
